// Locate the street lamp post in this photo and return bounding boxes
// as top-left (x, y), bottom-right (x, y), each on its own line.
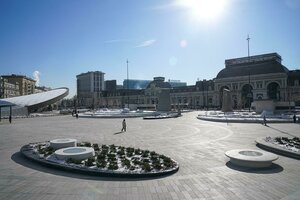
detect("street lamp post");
top-left (126, 59), bottom-right (129, 109)
top-left (247, 34), bottom-right (251, 112)
top-left (248, 69), bottom-right (251, 112)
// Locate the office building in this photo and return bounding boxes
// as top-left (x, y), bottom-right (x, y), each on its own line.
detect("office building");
top-left (76, 71), bottom-right (105, 107)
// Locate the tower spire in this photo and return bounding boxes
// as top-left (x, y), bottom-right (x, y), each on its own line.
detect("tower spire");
top-left (247, 34), bottom-right (250, 58)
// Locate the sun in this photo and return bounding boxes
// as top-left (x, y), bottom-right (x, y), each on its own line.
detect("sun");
top-left (177, 0), bottom-right (227, 21)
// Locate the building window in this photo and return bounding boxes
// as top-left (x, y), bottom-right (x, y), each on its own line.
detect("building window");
top-left (232, 84), bottom-right (238, 90)
top-left (256, 94), bottom-right (263, 100)
top-left (256, 82), bottom-right (263, 89)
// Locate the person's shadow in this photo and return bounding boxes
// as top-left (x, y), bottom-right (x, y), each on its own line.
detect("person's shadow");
top-left (114, 131), bottom-right (123, 135)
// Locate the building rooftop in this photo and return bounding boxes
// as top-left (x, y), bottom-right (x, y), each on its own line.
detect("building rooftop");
top-left (217, 55), bottom-right (289, 79)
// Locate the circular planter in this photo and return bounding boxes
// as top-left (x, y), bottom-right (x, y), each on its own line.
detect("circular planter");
top-left (54, 147), bottom-right (95, 161)
top-left (225, 149), bottom-right (278, 168)
top-left (20, 141), bottom-right (179, 178)
top-left (256, 137), bottom-right (300, 159)
top-left (50, 138), bottom-right (77, 150)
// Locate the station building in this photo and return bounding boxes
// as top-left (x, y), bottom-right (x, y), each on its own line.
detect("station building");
top-left (81, 52), bottom-right (300, 110)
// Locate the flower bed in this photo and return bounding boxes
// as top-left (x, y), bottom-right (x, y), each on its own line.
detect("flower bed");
top-left (265, 136), bottom-right (300, 153)
top-left (20, 141), bottom-right (179, 178)
top-left (256, 137), bottom-right (300, 159)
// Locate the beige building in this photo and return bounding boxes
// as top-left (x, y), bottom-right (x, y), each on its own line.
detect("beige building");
top-left (76, 71), bottom-right (105, 108)
top-left (2, 74), bottom-right (36, 96)
top-left (0, 77), bottom-right (20, 98)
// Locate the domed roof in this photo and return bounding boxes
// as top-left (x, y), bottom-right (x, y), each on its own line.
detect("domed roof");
top-left (146, 77), bottom-right (171, 89)
top-left (216, 60), bottom-right (289, 79)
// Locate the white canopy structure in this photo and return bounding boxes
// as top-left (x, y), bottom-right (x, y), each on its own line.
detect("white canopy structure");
top-left (0, 88), bottom-right (68, 116)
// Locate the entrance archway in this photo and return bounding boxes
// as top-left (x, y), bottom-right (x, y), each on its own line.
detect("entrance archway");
top-left (267, 82), bottom-right (280, 100)
top-left (241, 84), bottom-right (253, 109)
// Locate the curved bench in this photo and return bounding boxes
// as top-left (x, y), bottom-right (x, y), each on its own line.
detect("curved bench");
top-left (50, 138), bottom-right (77, 150)
top-left (225, 149), bottom-right (278, 168)
top-left (54, 147), bottom-right (95, 161)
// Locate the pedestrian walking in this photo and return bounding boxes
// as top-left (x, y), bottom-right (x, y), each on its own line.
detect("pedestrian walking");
top-left (293, 114), bottom-right (296, 123)
top-left (121, 119), bottom-right (126, 132)
top-left (263, 115), bottom-right (267, 126)
top-left (75, 112), bottom-right (79, 119)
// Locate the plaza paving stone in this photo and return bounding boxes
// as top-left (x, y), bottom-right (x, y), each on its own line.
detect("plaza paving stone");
top-left (0, 111), bottom-right (300, 200)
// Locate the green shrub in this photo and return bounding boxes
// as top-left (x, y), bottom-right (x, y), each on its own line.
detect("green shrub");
top-left (38, 147), bottom-right (46, 154)
top-left (92, 143), bottom-right (100, 151)
top-left (153, 163), bottom-right (162, 170)
top-left (122, 159), bottom-right (131, 168)
top-left (150, 155), bottom-right (159, 162)
top-left (107, 153), bottom-right (116, 158)
top-left (142, 151), bottom-right (149, 157)
top-left (84, 142), bottom-right (91, 147)
top-left (163, 161), bottom-right (173, 168)
top-left (85, 157), bottom-right (95, 166)
top-left (163, 157), bottom-right (171, 163)
top-left (119, 146), bottom-right (125, 151)
top-left (117, 149), bottom-right (125, 156)
top-left (66, 158), bottom-right (82, 165)
top-left (109, 144), bottom-right (116, 152)
top-left (126, 147), bottom-right (134, 153)
top-left (100, 149), bottom-right (108, 155)
top-left (142, 163), bottom-right (152, 172)
top-left (126, 152), bottom-right (133, 157)
top-left (97, 154), bottom-right (106, 160)
top-left (44, 146), bottom-right (55, 156)
top-left (132, 159), bottom-right (141, 165)
top-left (108, 162), bottom-right (118, 170)
top-left (96, 160), bottom-right (107, 168)
top-left (134, 149), bottom-right (142, 155)
top-left (107, 156), bottom-right (116, 162)
top-left (142, 158), bottom-right (150, 163)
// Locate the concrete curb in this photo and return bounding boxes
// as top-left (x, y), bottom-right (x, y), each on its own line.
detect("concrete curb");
top-left (197, 116), bottom-right (292, 123)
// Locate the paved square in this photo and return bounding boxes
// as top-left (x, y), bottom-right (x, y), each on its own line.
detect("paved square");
top-left (0, 111), bottom-right (300, 200)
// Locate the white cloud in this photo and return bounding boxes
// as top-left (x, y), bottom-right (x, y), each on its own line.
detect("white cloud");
top-left (104, 39), bottom-right (130, 43)
top-left (135, 39), bottom-right (157, 48)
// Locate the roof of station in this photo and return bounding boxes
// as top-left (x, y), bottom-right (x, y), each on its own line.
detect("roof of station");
top-left (216, 53), bottom-right (289, 79)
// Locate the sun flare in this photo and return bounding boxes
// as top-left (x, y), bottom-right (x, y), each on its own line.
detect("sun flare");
top-left (178, 0), bottom-right (227, 21)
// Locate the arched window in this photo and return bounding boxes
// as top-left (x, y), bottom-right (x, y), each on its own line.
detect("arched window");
top-left (241, 84), bottom-right (253, 109)
top-left (267, 82), bottom-right (280, 100)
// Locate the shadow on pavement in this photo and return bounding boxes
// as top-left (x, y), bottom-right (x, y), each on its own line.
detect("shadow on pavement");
top-left (226, 161), bottom-right (283, 174)
top-left (267, 125), bottom-right (296, 137)
top-left (113, 131), bottom-right (123, 135)
top-left (11, 152), bottom-right (170, 181)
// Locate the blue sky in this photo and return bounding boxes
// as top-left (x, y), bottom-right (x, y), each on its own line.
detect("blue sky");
top-left (1, 0), bottom-right (300, 97)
